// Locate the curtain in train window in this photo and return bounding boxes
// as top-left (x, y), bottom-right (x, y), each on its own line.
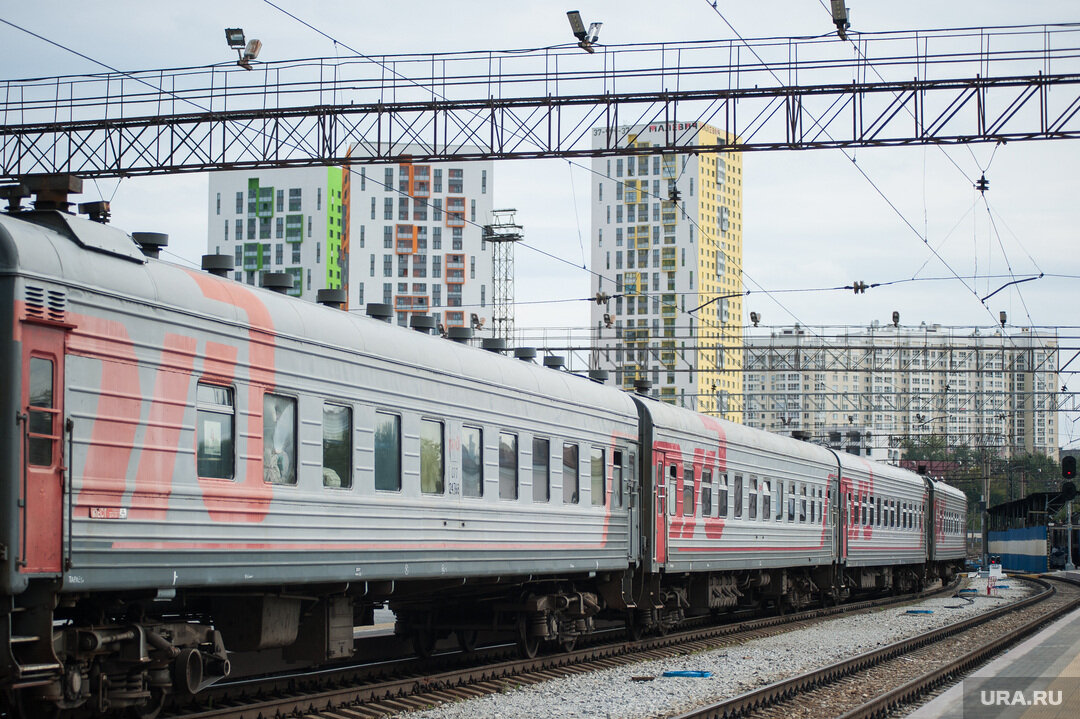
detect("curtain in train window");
top-left (701, 469), bottom-right (713, 517)
top-left (500, 432), bottom-right (519, 500)
top-left (420, 419), bottom-right (444, 494)
top-left (733, 474), bottom-right (743, 517)
top-left (612, 450), bottom-right (623, 508)
top-left (718, 473), bottom-right (728, 517)
top-left (374, 412), bottom-right (401, 491)
top-left (748, 476), bottom-right (758, 520)
top-left (562, 443), bottom-right (579, 504)
top-left (761, 479), bottom-right (772, 520)
top-left (682, 467), bottom-right (694, 517)
top-left (196, 383), bottom-right (234, 479)
top-left (532, 437), bottom-right (550, 502)
top-left (263, 393), bottom-right (297, 485)
top-left (591, 447), bottom-right (605, 506)
top-left (462, 426), bottom-right (483, 497)
top-left (322, 403), bottom-right (351, 488)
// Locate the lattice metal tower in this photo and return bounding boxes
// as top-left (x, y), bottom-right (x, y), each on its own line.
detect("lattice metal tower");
top-left (483, 209), bottom-right (523, 343)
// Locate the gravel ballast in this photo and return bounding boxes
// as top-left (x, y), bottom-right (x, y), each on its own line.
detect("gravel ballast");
top-left (391, 577), bottom-right (1032, 719)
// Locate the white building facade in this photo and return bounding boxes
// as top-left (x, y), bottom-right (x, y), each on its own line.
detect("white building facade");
top-left (207, 155), bottom-right (494, 329)
top-left (588, 122), bottom-right (744, 420)
top-left (742, 324), bottom-right (1060, 463)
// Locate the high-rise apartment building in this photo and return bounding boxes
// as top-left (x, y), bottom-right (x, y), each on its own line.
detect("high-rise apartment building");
top-left (589, 122), bottom-right (743, 419)
top-left (742, 324), bottom-right (1059, 462)
top-left (207, 155), bottom-right (494, 329)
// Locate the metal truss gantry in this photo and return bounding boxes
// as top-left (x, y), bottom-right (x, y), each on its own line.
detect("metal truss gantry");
top-left (3, 24), bottom-right (1080, 179)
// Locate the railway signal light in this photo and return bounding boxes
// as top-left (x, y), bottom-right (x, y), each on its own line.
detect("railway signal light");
top-left (1064, 456), bottom-right (1077, 480)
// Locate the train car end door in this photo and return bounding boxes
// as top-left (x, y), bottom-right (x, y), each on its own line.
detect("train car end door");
top-left (19, 322), bottom-right (67, 575)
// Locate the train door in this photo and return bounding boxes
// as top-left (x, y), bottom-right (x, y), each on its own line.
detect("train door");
top-left (653, 451), bottom-right (668, 566)
top-left (19, 323), bottom-right (67, 574)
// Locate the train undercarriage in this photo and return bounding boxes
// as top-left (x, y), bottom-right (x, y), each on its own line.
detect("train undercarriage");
top-left (2, 559), bottom-right (964, 717)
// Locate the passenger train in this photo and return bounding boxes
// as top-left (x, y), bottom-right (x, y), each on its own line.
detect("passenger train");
top-left (0, 196), bottom-right (967, 717)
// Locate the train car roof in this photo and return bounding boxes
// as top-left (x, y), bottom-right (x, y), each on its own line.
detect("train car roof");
top-left (0, 210), bottom-right (638, 420)
top-left (634, 393), bottom-right (837, 464)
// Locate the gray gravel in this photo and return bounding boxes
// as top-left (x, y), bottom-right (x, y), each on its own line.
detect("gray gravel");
top-left (392, 577), bottom-right (1030, 719)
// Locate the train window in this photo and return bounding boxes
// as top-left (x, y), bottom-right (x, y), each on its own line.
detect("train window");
top-left (27, 357), bottom-right (55, 466)
top-left (861, 495), bottom-right (868, 526)
top-left (718, 473), bottom-right (728, 517)
top-left (562, 443), bottom-right (579, 504)
top-left (809, 485), bottom-right (816, 524)
top-left (613, 450), bottom-right (624, 508)
top-left (787, 485), bottom-right (795, 522)
top-left (591, 447), bottom-right (605, 506)
top-left (627, 448), bottom-right (637, 507)
top-left (701, 469), bottom-right (712, 516)
top-left (776, 481), bottom-right (784, 521)
top-left (501, 433), bottom-right (519, 500)
top-left (799, 484), bottom-right (807, 523)
top-left (197, 383), bottom-right (234, 479)
top-left (733, 474), bottom-right (743, 517)
top-left (374, 412), bottom-right (401, 491)
top-left (683, 467), bottom-right (694, 517)
top-left (748, 476), bottom-right (758, 520)
top-left (322, 403), bottom-right (352, 488)
top-left (263, 393), bottom-right (297, 485)
top-left (669, 465), bottom-right (678, 517)
top-left (761, 479), bottom-right (771, 520)
top-left (532, 437), bottom-right (550, 502)
top-left (462, 425), bottom-right (483, 497)
top-left (420, 419), bottom-right (445, 494)
top-left (876, 497), bottom-right (882, 527)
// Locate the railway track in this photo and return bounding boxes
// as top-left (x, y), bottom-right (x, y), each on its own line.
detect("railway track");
top-left (670, 574), bottom-right (1078, 719)
top-left (164, 581), bottom-right (962, 719)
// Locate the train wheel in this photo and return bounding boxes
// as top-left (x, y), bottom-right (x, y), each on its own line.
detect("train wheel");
top-left (516, 618), bottom-right (540, 659)
top-left (625, 615), bottom-right (643, 641)
top-left (412, 627), bottom-right (437, 658)
top-left (558, 635), bottom-right (577, 652)
top-left (456, 629), bottom-right (479, 653)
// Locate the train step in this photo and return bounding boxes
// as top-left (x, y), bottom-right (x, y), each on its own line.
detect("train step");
top-left (15, 662), bottom-right (61, 675)
top-left (9, 634), bottom-right (39, 645)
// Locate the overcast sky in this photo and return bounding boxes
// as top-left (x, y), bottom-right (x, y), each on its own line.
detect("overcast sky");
top-left (2, 2), bottom-right (1078, 445)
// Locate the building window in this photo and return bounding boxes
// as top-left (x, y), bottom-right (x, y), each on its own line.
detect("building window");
top-left (276, 189), bottom-right (284, 212)
top-left (470, 256), bottom-right (476, 279)
top-left (470, 199), bottom-right (476, 222)
top-left (196, 383), bottom-right (234, 479)
top-left (462, 425), bottom-right (483, 497)
top-left (433, 198), bottom-right (443, 221)
top-left (481, 169), bottom-right (487, 194)
top-left (384, 167), bottom-right (393, 188)
top-left (292, 244), bottom-right (301, 264)
top-left (288, 188), bottom-right (302, 212)
top-left (433, 168), bottom-right (442, 193)
top-left (322, 403), bottom-right (351, 488)
top-left (448, 168), bottom-right (463, 193)
top-left (275, 244), bottom-right (283, 264)
top-left (420, 419), bottom-right (444, 494)
top-left (452, 227), bottom-right (463, 250)
top-left (263, 393), bottom-right (296, 485)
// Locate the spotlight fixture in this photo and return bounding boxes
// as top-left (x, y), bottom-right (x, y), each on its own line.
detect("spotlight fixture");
top-left (225, 27), bottom-right (261, 70)
top-left (566, 11), bottom-right (602, 53)
top-left (750, 311), bottom-right (760, 327)
top-left (830, 0), bottom-right (850, 41)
